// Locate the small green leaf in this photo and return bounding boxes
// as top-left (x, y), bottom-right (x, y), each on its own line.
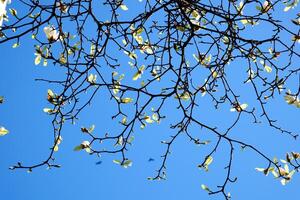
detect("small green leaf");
top-left (122, 160), bottom-right (133, 168)
top-left (74, 141), bottom-right (90, 151)
top-left (113, 159), bottom-right (121, 165)
top-left (135, 27), bottom-right (143, 35)
top-left (264, 65), bottom-right (272, 73)
top-left (128, 136), bottom-right (135, 144)
top-left (255, 167), bottom-right (265, 172)
top-left (73, 145), bottom-right (82, 151)
top-left (54, 145), bottom-right (59, 152)
top-left (271, 170), bottom-right (279, 178)
top-left (81, 124), bottom-right (95, 134)
top-left (204, 156), bottom-right (213, 166)
top-left (132, 65), bottom-right (145, 81)
top-left (176, 25), bottom-right (186, 32)
top-left (43, 108), bottom-right (57, 114)
top-left (43, 59), bottom-right (48, 66)
top-left (121, 98), bottom-right (133, 103)
top-left (90, 44), bottom-right (96, 56)
top-left (144, 116), bottom-right (154, 123)
top-left (12, 42), bottom-right (20, 48)
top-left (85, 147), bottom-right (91, 153)
top-left (0, 127), bottom-right (9, 136)
top-left (120, 4), bottom-right (128, 11)
top-left (117, 136), bottom-right (123, 146)
top-left (152, 113), bottom-right (159, 122)
top-left (59, 53), bottom-right (67, 64)
top-left (35, 54), bottom-right (42, 65)
top-left (284, 5), bottom-right (292, 12)
top-left (0, 96), bottom-right (4, 104)
top-left (201, 184), bottom-right (211, 193)
top-left (255, 5), bottom-right (262, 11)
top-left (9, 8), bottom-right (17, 16)
top-left (87, 74), bottom-right (97, 84)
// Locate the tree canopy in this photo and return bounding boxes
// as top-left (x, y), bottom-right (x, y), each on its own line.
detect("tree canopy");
top-left (1, 0), bottom-right (300, 199)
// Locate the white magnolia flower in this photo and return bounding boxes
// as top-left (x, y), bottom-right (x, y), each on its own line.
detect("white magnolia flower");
top-left (56, 1), bottom-right (69, 13)
top-left (230, 102), bottom-right (248, 112)
top-left (81, 141), bottom-right (90, 148)
top-left (292, 35), bottom-right (300, 43)
top-left (0, 0), bottom-right (11, 27)
top-left (43, 25), bottom-right (59, 42)
top-left (262, 1), bottom-right (272, 13)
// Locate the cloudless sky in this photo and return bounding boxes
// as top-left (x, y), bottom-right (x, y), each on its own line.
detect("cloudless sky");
top-left (0, 1), bottom-right (300, 199)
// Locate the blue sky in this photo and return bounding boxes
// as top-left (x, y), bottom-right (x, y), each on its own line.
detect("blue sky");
top-left (1, 0), bottom-right (300, 199)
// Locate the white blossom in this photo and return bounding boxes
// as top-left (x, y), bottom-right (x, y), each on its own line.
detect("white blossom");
top-left (43, 25), bottom-right (59, 42)
top-left (0, 0), bottom-right (11, 27)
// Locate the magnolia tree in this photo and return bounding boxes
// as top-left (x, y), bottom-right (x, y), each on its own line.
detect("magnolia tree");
top-left (1, 0), bottom-right (300, 199)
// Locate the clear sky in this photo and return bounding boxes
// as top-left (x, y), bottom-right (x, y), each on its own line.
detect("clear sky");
top-left (0, 1), bottom-right (300, 199)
